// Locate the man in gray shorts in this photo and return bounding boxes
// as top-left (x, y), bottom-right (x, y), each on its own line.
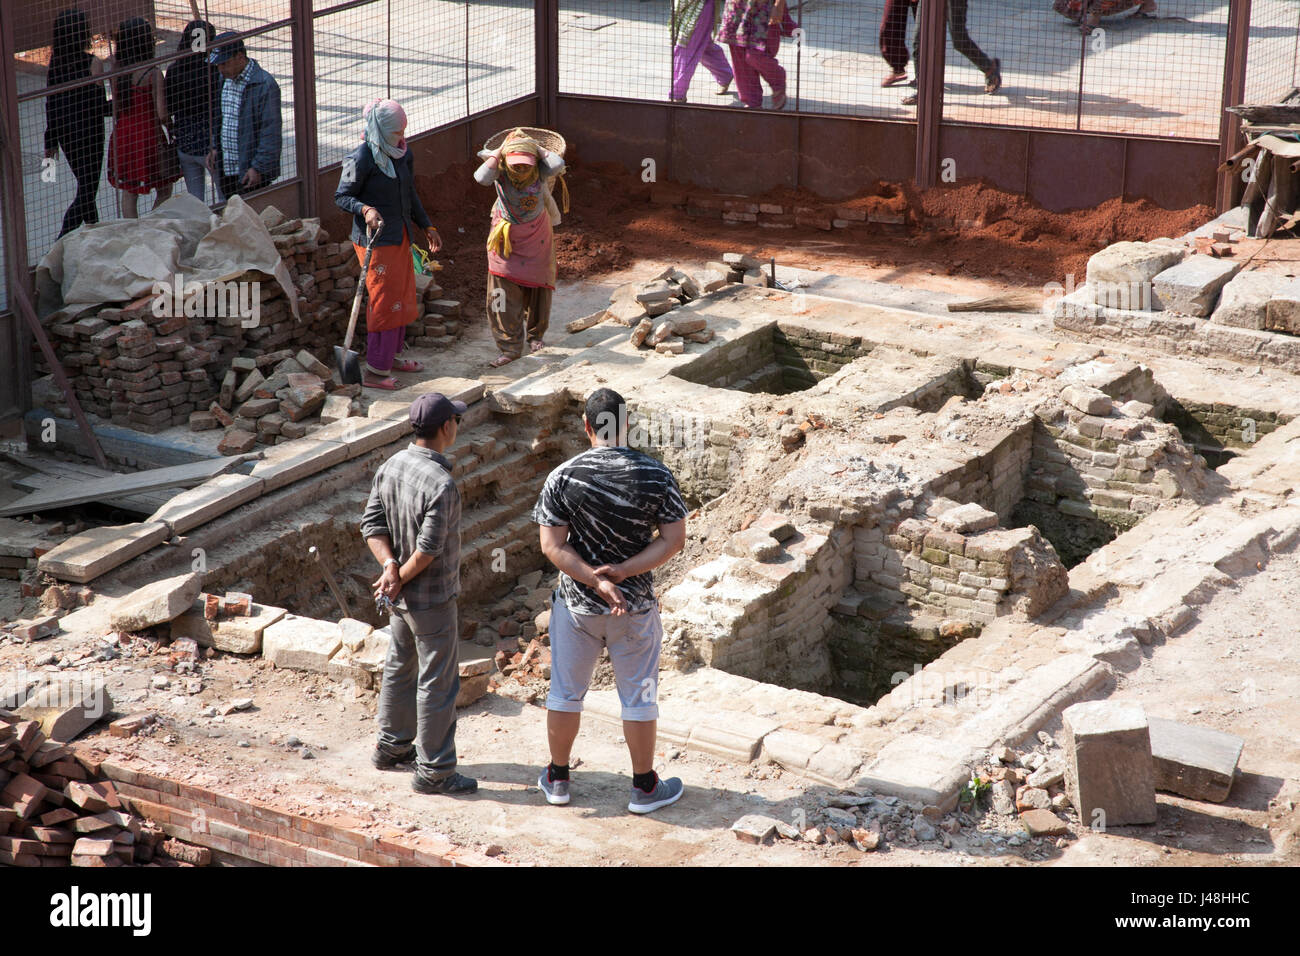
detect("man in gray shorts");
top-left (532, 388), bottom-right (688, 813)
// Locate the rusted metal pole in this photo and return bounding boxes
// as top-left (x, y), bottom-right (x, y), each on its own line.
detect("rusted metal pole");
top-left (914, 0), bottom-right (947, 188)
top-left (0, 0), bottom-right (34, 421)
top-left (535, 0), bottom-right (559, 127)
top-left (290, 0), bottom-right (320, 219)
top-left (1217, 0), bottom-right (1253, 212)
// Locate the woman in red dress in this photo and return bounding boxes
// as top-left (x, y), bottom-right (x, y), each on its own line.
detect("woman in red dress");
top-left (108, 17), bottom-right (176, 218)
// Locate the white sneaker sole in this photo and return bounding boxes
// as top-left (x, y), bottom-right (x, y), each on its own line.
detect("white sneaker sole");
top-left (627, 787), bottom-right (684, 814)
top-left (539, 774), bottom-right (570, 805)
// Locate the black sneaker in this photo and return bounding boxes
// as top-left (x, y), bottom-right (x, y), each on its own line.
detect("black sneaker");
top-left (412, 772), bottom-right (478, 795)
top-left (371, 746), bottom-right (417, 770)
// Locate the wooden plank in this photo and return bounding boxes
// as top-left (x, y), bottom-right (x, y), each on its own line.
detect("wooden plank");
top-left (0, 457), bottom-right (249, 518)
top-left (10, 473), bottom-right (170, 515)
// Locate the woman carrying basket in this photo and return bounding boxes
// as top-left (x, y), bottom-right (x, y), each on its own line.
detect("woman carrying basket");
top-left (474, 128), bottom-right (566, 368)
top-left (334, 98), bottom-right (441, 390)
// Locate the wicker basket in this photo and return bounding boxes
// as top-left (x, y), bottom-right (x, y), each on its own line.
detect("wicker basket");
top-left (483, 127), bottom-right (566, 158)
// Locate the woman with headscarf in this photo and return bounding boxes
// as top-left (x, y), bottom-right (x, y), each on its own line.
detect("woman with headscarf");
top-left (44, 8), bottom-right (109, 237)
top-left (107, 16), bottom-right (176, 218)
top-left (474, 129), bottom-right (566, 368)
top-left (335, 98), bottom-right (441, 390)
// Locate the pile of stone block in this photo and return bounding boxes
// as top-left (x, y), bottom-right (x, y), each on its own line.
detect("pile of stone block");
top-left (192, 348), bottom-right (363, 454)
top-left (0, 714), bottom-right (211, 866)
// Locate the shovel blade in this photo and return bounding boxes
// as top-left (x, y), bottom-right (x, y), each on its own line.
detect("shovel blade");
top-left (334, 345), bottom-right (363, 385)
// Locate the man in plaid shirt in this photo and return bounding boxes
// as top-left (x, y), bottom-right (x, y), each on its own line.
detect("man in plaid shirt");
top-left (361, 392), bottom-right (477, 795)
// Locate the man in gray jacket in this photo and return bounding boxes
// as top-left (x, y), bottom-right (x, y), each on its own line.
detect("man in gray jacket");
top-left (361, 392), bottom-right (477, 795)
top-left (207, 32), bottom-right (282, 201)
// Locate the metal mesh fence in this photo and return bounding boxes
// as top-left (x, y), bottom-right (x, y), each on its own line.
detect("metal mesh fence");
top-left (1244, 0), bottom-right (1300, 105)
top-left (554, 0), bottom-right (1241, 141)
top-left (14, 1), bottom-right (296, 267)
top-left (468, 0), bottom-right (536, 116)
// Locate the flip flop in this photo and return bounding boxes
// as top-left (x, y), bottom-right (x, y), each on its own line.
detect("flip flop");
top-left (392, 358), bottom-right (425, 372)
top-left (363, 376), bottom-right (402, 390)
top-left (882, 71), bottom-right (908, 88)
top-left (529, 339), bottom-right (545, 353)
top-left (488, 354), bottom-right (516, 368)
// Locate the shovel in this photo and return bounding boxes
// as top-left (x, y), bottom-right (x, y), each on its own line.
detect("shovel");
top-left (334, 222), bottom-right (383, 385)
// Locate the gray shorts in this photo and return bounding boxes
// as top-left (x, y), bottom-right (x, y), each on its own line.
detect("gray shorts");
top-left (546, 596), bottom-right (662, 722)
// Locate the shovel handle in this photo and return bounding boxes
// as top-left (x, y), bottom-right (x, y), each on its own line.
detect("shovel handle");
top-left (341, 224), bottom-right (383, 354)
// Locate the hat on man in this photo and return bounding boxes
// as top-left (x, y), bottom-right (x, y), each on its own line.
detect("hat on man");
top-left (410, 393), bottom-right (468, 436)
top-left (208, 31), bottom-right (246, 65)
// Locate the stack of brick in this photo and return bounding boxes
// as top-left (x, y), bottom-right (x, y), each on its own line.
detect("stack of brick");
top-left (855, 510), bottom-right (1068, 625)
top-left (1027, 385), bottom-right (1207, 533)
top-left (33, 207), bottom-right (466, 438)
top-left (0, 714), bottom-right (206, 866)
top-left (41, 296), bottom-right (227, 434)
top-left (651, 185), bottom-right (906, 231)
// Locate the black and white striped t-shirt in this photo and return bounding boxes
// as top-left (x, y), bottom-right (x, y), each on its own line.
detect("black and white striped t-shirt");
top-left (533, 446), bottom-right (688, 615)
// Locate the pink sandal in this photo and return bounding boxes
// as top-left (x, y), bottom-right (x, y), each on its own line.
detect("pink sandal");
top-left (488, 354), bottom-right (515, 368)
top-left (363, 376), bottom-right (402, 390)
top-left (529, 339), bottom-right (545, 353)
top-left (392, 358), bottom-right (425, 372)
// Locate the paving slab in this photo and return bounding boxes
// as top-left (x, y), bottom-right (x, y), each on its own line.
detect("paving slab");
top-left (367, 377), bottom-right (487, 421)
top-left (16, 679), bottom-right (113, 742)
top-left (262, 615), bottom-right (343, 672)
top-left (248, 439), bottom-right (350, 492)
top-left (108, 572), bottom-right (202, 632)
top-left (307, 417), bottom-right (411, 458)
top-left (36, 521), bottom-right (170, 584)
top-left (1209, 270), bottom-right (1294, 330)
top-left (1152, 255), bottom-right (1241, 317)
top-left (1147, 716), bottom-right (1243, 803)
top-left (170, 600), bottom-right (287, 655)
top-left (147, 473), bottom-right (265, 535)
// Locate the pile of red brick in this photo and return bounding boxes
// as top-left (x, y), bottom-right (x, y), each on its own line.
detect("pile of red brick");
top-left (0, 715), bottom-right (206, 866)
top-left (34, 208), bottom-right (466, 439)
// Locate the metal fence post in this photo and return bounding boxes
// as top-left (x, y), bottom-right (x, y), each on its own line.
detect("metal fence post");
top-left (291, 0), bottom-right (320, 218)
top-left (0, 0), bottom-right (33, 418)
top-left (914, 0), bottom-right (947, 188)
top-left (536, 0), bottom-right (559, 127)
top-left (1218, 0), bottom-right (1252, 213)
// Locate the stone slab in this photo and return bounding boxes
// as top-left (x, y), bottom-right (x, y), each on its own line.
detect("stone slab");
top-left (1020, 808), bottom-right (1069, 837)
top-left (248, 439), bottom-right (350, 492)
top-left (367, 378), bottom-right (487, 422)
top-left (1147, 717), bottom-right (1243, 803)
top-left (147, 473), bottom-right (266, 535)
top-left (687, 713), bottom-right (782, 761)
top-left (1151, 255), bottom-right (1241, 317)
top-left (1062, 700), bottom-right (1157, 828)
top-left (305, 417), bottom-right (411, 459)
top-left (108, 572), bottom-right (202, 632)
top-left (16, 679), bottom-right (113, 742)
top-left (171, 599), bottom-right (287, 655)
top-left (1264, 277), bottom-right (1300, 334)
top-left (262, 615), bottom-right (343, 672)
top-left (37, 522), bottom-right (170, 584)
top-left (1086, 242), bottom-right (1183, 307)
top-left (1209, 270), bottom-right (1294, 330)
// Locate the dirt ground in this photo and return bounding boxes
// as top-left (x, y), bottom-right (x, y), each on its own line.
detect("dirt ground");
top-left (0, 161), bottom-right (1289, 867)
top-left (415, 157), bottom-right (1213, 314)
top-left (3, 529), bottom-right (1297, 868)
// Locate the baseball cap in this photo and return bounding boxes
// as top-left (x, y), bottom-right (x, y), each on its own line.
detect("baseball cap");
top-left (208, 31), bottom-right (246, 65)
top-left (409, 392), bottom-right (467, 435)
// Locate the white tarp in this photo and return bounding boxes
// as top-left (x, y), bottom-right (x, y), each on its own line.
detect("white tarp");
top-left (35, 192), bottom-right (299, 320)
